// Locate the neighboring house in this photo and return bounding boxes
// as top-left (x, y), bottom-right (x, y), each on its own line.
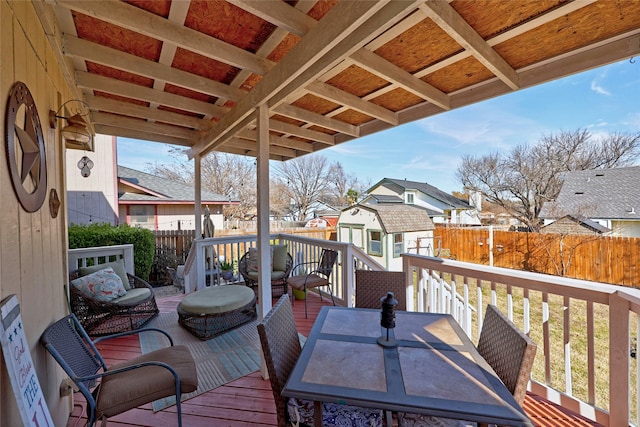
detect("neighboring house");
top-left (539, 166), bottom-right (640, 237)
top-left (363, 178), bottom-right (481, 225)
top-left (338, 204), bottom-right (435, 271)
top-left (118, 166), bottom-right (235, 231)
top-left (540, 215), bottom-right (611, 236)
top-left (479, 199), bottom-right (522, 228)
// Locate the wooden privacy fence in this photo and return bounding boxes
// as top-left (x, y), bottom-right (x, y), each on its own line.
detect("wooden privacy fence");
top-left (154, 229), bottom-right (196, 263)
top-left (435, 226), bottom-right (640, 287)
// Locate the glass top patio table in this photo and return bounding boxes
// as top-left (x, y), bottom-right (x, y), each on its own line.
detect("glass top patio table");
top-left (282, 306), bottom-right (533, 427)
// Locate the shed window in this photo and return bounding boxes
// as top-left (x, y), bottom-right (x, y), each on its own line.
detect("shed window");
top-left (368, 230), bottom-right (382, 256)
top-left (393, 233), bottom-right (403, 257)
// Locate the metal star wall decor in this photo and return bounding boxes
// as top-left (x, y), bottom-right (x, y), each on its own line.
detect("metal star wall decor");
top-left (4, 82), bottom-right (47, 212)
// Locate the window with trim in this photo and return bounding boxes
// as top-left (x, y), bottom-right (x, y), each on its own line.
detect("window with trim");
top-left (368, 230), bottom-right (382, 256)
top-left (129, 205), bottom-right (155, 229)
top-left (393, 233), bottom-right (403, 257)
top-left (406, 193), bottom-right (414, 204)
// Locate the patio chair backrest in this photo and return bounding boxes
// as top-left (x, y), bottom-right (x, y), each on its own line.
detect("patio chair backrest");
top-left (40, 314), bottom-right (106, 404)
top-left (477, 304), bottom-right (537, 405)
top-left (257, 294), bottom-right (301, 427)
top-left (355, 270), bottom-right (407, 311)
top-left (316, 249), bottom-right (338, 278)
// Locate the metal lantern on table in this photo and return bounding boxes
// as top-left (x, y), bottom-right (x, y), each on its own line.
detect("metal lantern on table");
top-left (377, 291), bottom-right (398, 347)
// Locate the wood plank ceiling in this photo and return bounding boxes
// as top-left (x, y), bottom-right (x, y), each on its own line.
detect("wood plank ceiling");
top-left (36, 0), bottom-right (640, 161)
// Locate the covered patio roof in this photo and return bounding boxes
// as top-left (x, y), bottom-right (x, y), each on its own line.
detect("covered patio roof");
top-left (35, 0), bottom-right (640, 160)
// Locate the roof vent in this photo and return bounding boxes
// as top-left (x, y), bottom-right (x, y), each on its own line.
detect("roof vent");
top-left (628, 207), bottom-right (636, 214)
top-left (575, 192), bottom-right (584, 195)
top-left (595, 173), bottom-right (604, 177)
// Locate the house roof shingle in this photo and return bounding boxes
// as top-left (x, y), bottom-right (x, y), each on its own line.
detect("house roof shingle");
top-left (353, 203), bottom-right (435, 234)
top-left (118, 166), bottom-right (230, 203)
top-left (370, 178), bottom-right (471, 209)
top-left (539, 166), bottom-right (640, 220)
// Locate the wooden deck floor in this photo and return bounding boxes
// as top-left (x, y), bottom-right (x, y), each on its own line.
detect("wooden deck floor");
top-left (67, 290), bottom-right (604, 427)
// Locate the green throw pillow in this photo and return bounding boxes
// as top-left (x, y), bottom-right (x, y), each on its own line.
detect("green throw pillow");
top-left (79, 258), bottom-right (131, 290)
top-left (271, 244), bottom-right (288, 272)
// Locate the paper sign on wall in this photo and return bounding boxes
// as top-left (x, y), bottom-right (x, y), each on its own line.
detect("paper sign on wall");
top-left (1, 294), bottom-right (54, 427)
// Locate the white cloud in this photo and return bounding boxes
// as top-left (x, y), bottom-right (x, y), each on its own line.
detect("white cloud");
top-left (590, 68), bottom-right (612, 96)
top-left (590, 80), bottom-right (611, 96)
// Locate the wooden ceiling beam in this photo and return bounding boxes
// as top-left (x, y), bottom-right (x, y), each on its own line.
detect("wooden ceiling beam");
top-left (237, 129), bottom-right (313, 152)
top-left (269, 120), bottom-right (334, 145)
top-left (350, 49), bottom-right (450, 110)
top-left (57, 0), bottom-right (274, 75)
top-left (227, 0), bottom-right (318, 37)
top-left (76, 71), bottom-right (229, 118)
top-left (85, 95), bottom-right (213, 131)
top-left (94, 125), bottom-right (193, 147)
top-left (226, 137), bottom-right (297, 158)
top-left (192, 1), bottom-right (419, 157)
top-left (337, 31), bottom-right (640, 145)
top-left (64, 35), bottom-right (246, 102)
top-left (274, 104), bottom-right (359, 137)
top-left (419, 1), bottom-right (519, 90)
top-left (305, 81), bottom-right (399, 125)
top-left (91, 111), bottom-right (202, 140)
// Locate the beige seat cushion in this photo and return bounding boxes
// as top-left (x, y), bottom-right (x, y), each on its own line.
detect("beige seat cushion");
top-left (178, 285), bottom-right (255, 315)
top-left (97, 345), bottom-right (197, 418)
top-left (111, 287), bottom-right (152, 305)
top-left (246, 270), bottom-right (287, 282)
top-left (287, 274), bottom-right (329, 290)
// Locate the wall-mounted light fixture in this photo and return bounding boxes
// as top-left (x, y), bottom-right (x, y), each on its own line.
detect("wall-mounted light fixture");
top-left (77, 156), bottom-right (94, 178)
top-left (49, 100), bottom-right (93, 150)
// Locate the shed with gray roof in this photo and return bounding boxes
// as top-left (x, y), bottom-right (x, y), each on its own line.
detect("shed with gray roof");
top-left (337, 203), bottom-right (434, 271)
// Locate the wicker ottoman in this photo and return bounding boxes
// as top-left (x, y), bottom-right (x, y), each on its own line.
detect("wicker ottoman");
top-left (177, 285), bottom-right (257, 340)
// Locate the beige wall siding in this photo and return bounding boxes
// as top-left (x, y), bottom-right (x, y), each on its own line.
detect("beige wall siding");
top-left (66, 134), bottom-right (118, 225)
top-left (119, 203), bottom-right (224, 231)
top-left (1, 1), bottom-right (73, 425)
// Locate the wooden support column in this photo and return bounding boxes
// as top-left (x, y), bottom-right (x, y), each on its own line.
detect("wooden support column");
top-left (256, 104), bottom-right (271, 379)
top-left (194, 153), bottom-right (202, 238)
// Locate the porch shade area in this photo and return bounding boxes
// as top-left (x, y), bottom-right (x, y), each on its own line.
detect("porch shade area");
top-left (35, 1), bottom-right (640, 159)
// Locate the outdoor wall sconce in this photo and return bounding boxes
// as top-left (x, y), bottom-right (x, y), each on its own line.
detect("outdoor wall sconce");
top-left (77, 156), bottom-right (94, 178)
top-left (49, 100), bottom-right (93, 150)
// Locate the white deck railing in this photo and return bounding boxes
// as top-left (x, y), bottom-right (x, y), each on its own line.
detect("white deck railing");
top-left (182, 233), bottom-right (385, 301)
top-left (403, 253), bottom-right (640, 427)
top-left (68, 244), bottom-right (135, 275)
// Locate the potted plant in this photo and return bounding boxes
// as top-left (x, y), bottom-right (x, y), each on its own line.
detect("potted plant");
top-left (219, 260), bottom-right (234, 280)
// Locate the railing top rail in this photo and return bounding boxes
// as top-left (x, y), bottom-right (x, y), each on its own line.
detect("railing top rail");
top-left (403, 253), bottom-right (640, 305)
top-left (68, 244), bottom-right (133, 254)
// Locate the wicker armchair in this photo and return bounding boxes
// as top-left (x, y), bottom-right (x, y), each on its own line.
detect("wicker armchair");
top-left (258, 295), bottom-right (383, 427)
top-left (69, 269), bottom-right (159, 336)
top-left (397, 304), bottom-right (537, 427)
top-left (239, 246), bottom-right (293, 297)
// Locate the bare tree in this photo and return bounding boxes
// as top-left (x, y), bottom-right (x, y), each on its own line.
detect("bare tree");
top-left (327, 162), bottom-right (370, 206)
top-left (269, 178), bottom-right (292, 220)
top-left (274, 155), bottom-right (333, 221)
top-left (457, 129), bottom-right (640, 229)
top-left (145, 149), bottom-right (256, 221)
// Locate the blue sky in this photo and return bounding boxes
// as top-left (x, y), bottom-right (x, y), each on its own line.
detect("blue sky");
top-left (117, 59), bottom-right (640, 194)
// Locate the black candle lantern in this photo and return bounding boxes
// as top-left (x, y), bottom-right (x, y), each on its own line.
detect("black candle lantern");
top-left (377, 292), bottom-right (398, 347)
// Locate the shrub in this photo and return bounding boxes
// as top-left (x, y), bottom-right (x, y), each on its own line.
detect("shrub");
top-left (68, 223), bottom-right (155, 280)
